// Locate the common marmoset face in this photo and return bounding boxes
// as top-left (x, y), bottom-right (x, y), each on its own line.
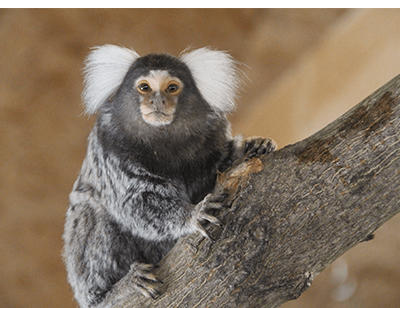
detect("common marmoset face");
top-left (135, 70), bottom-right (183, 126)
top-left (111, 53), bottom-right (213, 139)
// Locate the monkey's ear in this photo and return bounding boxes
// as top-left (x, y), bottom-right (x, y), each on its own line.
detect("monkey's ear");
top-left (180, 47), bottom-right (239, 113)
top-left (82, 45), bottom-right (140, 114)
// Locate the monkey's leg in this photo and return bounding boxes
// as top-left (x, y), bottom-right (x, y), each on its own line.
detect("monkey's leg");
top-left (64, 202), bottom-right (162, 307)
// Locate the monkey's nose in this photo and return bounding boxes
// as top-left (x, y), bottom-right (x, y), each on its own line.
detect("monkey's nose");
top-left (150, 100), bottom-right (164, 105)
top-left (151, 95), bottom-right (167, 111)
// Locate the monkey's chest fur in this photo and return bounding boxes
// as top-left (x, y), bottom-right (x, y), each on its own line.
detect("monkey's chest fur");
top-left (97, 117), bottom-right (227, 204)
top-left (128, 140), bottom-right (222, 204)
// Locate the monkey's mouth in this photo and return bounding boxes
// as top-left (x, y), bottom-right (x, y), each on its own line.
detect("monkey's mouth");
top-left (141, 111), bottom-right (174, 126)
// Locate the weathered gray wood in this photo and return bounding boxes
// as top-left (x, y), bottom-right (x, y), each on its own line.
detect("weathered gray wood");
top-left (111, 75), bottom-right (400, 307)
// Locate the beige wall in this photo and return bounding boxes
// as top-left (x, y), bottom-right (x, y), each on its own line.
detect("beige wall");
top-left (0, 8), bottom-right (398, 307)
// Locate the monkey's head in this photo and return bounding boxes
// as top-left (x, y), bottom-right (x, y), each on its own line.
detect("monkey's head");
top-left (82, 45), bottom-right (239, 141)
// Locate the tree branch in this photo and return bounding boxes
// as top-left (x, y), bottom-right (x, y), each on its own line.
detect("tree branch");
top-left (111, 75), bottom-right (400, 307)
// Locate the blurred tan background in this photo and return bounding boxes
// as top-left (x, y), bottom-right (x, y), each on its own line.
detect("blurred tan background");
top-left (0, 8), bottom-right (399, 307)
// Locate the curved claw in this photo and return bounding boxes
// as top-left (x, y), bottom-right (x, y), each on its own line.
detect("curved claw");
top-left (195, 221), bottom-right (216, 242)
top-left (199, 212), bottom-right (222, 226)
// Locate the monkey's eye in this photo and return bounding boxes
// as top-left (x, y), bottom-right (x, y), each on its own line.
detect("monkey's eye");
top-left (137, 81), bottom-right (152, 94)
top-left (166, 82), bottom-right (181, 95)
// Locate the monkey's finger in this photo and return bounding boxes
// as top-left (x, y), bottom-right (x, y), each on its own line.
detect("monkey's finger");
top-left (138, 272), bottom-right (159, 283)
top-left (244, 138), bottom-right (257, 154)
top-left (207, 193), bottom-right (228, 203)
top-left (195, 222), bottom-right (215, 242)
top-left (198, 195), bottom-right (224, 212)
top-left (138, 263), bottom-right (154, 272)
top-left (200, 213), bottom-right (222, 226)
top-left (136, 281), bottom-right (161, 299)
top-left (261, 138), bottom-right (277, 153)
top-left (245, 138), bottom-right (263, 156)
top-left (204, 201), bottom-right (223, 210)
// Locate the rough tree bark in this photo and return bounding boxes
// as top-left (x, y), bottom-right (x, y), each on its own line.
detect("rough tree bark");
top-left (110, 75), bottom-right (400, 307)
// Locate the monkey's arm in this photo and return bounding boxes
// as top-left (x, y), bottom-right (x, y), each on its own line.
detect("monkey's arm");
top-left (116, 184), bottom-right (223, 241)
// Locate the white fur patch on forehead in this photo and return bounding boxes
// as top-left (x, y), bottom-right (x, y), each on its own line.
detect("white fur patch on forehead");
top-left (136, 70), bottom-right (178, 91)
top-left (180, 47), bottom-right (239, 113)
top-left (83, 45), bottom-right (140, 114)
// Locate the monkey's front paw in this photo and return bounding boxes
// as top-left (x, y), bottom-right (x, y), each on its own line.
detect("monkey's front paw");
top-left (193, 193), bottom-right (225, 240)
top-left (244, 137), bottom-right (277, 159)
top-left (129, 262), bottom-right (163, 299)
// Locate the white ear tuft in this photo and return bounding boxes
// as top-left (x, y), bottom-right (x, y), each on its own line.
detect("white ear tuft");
top-left (82, 45), bottom-right (140, 114)
top-left (180, 47), bottom-right (239, 113)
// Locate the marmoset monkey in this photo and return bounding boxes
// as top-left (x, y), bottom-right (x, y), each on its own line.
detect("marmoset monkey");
top-left (63, 45), bottom-right (276, 307)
